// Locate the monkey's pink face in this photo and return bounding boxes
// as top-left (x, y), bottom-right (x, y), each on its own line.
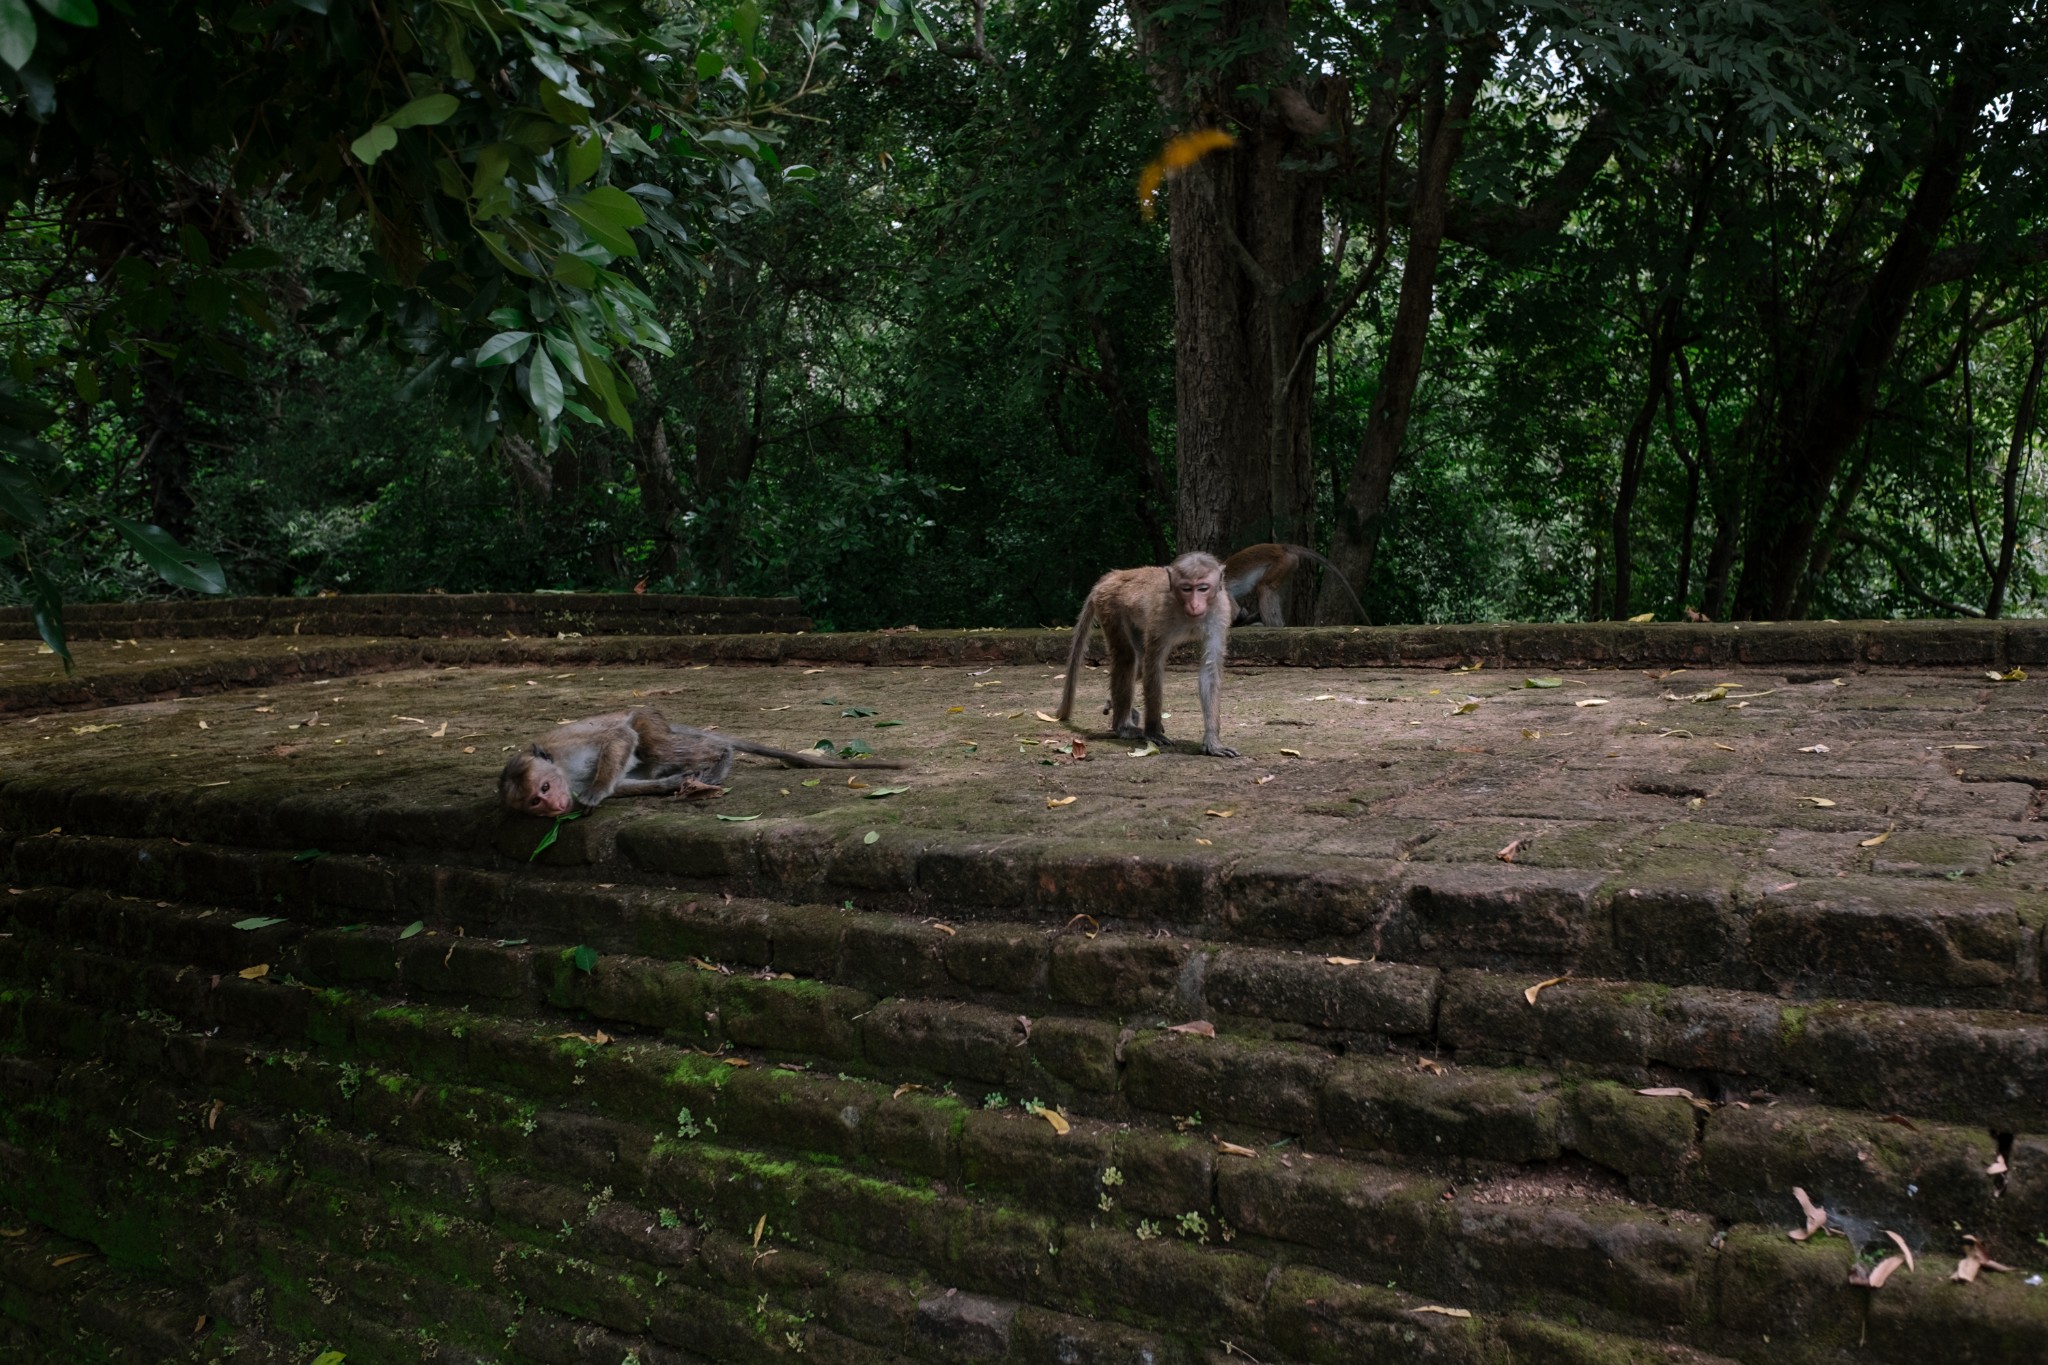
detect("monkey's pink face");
top-left (1174, 572), bottom-right (1220, 618)
top-left (502, 754), bottom-right (574, 817)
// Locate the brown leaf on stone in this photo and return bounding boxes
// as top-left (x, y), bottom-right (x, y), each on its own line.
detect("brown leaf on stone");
top-left (49, 1252), bottom-right (91, 1268)
top-left (1881, 1114), bottom-right (1919, 1132)
top-left (930, 921), bottom-right (958, 935)
top-left (1789, 1187), bottom-right (1830, 1241)
top-left (192, 1315), bottom-right (209, 1336)
top-left (1015, 1015), bottom-right (1032, 1045)
top-left (1523, 974), bottom-right (1568, 1005)
top-left (1850, 1253), bottom-right (1906, 1288)
top-left (0, 1227), bottom-right (24, 1237)
top-left (1886, 1230), bottom-right (1915, 1271)
top-left (237, 964), bottom-right (268, 980)
top-left (1169, 1020), bottom-right (1217, 1037)
top-left (1986, 1154), bottom-right (2008, 1176)
top-left (1952, 1234), bottom-right (2014, 1282)
top-left (721, 1057), bottom-right (750, 1068)
top-left (1327, 956), bottom-right (1364, 966)
top-left (1409, 1306), bottom-right (1472, 1318)
top-left (1064, 913), bottom-right (1100, 939)
top-left (1496, 839), bottom-right (1523, 862)
top-left (892, 1083), bottom-right (926, 1099)
top-left (206, 1100), bottom-right (224, 1131)
top-left (1415, 1057), bottom-right (1446, 1075)
top-left (1035, 1107), bottom-right (1071, 1135)
top-left (1215, 1140), bottom-right (1258, 1158)
top-left (1859, 825), bottom-right (1895, 848)
top-left (1636, 1086), bottom-right (1696, 1099)
top-left (752, 1214), bottom-right (767, 1248)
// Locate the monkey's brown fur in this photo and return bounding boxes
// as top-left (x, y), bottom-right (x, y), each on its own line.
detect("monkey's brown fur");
top-left (500, 708), bottom-right (906, 815)
top-left (1056, 551), bottom-right (1238, 757)
top-left (1221, 542), bottom-right (1369, 626)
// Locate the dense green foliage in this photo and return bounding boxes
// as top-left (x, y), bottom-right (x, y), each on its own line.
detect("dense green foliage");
top-left (2, 0), bottom-right (2045, 628)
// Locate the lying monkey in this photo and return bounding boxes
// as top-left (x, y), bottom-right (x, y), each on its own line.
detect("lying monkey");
top-left (1057, 550), bottom-right (1238, 757)
top-left (1221, 542), bottom-right (1369, 626)
top-left (500, 708), bottom-right (906, 815)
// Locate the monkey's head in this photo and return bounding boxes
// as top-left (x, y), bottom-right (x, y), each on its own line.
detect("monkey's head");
top-left (1167, 551), bottom-right (1225, 619)
top-left (499, 745), bottom-right (573, 817)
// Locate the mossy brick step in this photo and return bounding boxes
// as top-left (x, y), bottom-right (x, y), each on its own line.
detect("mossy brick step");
top-left (4, 905), bottom-right (2042, 1258)
top-left (9, 848), bottom-right (2048, 1136)
top-left (6, 1012), bottom-right (2045, 1365)
top-left (0, 591), bottom-right (811, 642)
top-left (5, 770), bottom-right (2043, 1011)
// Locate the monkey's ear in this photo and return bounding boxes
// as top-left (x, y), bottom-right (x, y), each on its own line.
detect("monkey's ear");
top-left (531, 745), bottom-right (552, 761)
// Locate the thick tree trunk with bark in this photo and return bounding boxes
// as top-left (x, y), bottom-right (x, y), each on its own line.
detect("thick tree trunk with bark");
top-left (1126, 0), bottom-right (1331, 569)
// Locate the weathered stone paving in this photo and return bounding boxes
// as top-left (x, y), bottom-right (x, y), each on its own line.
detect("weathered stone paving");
top-left (3, 624), bottom-right (2047, 1362)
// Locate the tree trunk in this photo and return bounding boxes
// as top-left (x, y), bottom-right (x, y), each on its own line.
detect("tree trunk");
top-left (1315, 29), bottom-right (1485, 620)
top-left (1987, 322), bottom-right (2047, 618)
top-left (1730, 57), bottom-right (1990, 619)
top-left (623, 355), bottom-right (686, 583)
top-left (1127, 0), bottom-right (1330, 563)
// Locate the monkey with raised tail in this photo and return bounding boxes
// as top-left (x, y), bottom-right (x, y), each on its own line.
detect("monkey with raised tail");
top-left (1057, 551), bottom-right (1239, 757)
top-left (1221, 542), bottom-right (1369, 626)
top-left (500, 709), bottom-right (906, 815)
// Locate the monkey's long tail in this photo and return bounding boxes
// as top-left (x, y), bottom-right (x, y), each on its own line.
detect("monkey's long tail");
top-left (730, 741), bottom-right (908, 770)
top-left (1056, 596), bottom-right (1096, 722)
top-left (1289, 545), bottom-right (1372, 626)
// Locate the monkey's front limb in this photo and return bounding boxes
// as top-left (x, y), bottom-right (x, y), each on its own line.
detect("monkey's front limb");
top-left (1195, 624), bottom-right (1239, 757)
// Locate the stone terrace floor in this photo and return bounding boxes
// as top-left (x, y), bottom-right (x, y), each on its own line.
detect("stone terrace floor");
top-left (1, 642), bottom-right (2041, 946)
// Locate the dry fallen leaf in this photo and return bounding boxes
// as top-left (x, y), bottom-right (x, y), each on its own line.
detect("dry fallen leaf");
top-left (1327, 956), bottom-right (1364, 966)
top-left (1574, 698), bottom-right (1609, 708)
top-left (1952, 1234), bottom-right (2014, 1282)
top-left (1628, 611), bottom-right (1654, 623)
top-left (1521, 728), bottom-right (1542, 740)
top-left (1253, 773), bottom-right (1275, 785)
top-left (49, 1252), bottom-right (92, 1268)
top-left (1036, 1108), bottom-right (1071, 1135)
top-left (752, 1214), bottom-right (767, 1247)
top-left (1205, 808), bottom-right (1235, 818)
top-left (1797, 795), bottom-right (1837, 807)
top-left (1168, 1020), bottom-right (1217, 1037)
top-left (207, 1099), bottom-right (224, 1130)
top-left (1789, 1187), bottom-right (1830, 1241)
top-left (1409, 1306), bottom-right (1472, 1319)
top-left (237, 964), bottom-right (268, 980)
top-left (430, 721), bottom-right (449, 738)
top-left (1415, 1057), bottom-right (1446, 1075)
top-left (1859, 825), bottom-right (1895, 848)
top-left (1496, 839), bottom-right (1522, 863)
top-left (722, 1057), bottom-right (751, 1068)
top-left (1035, 711), bottom-right (1060, 723)
top-left (1886, 1230), bottom-right (1915, 1272)
top-left (1523, 974), bottom-right (1568, 1005)
top-left (1636, 1086), bottom-right (1696, 1099)
top-left (1215, 1140), bottom-right (1258, 1158)
top-left (1987, 1154), bottom-right (2008, 1176)
top-left (1713, 742), bottom-right (1737, 752)
top-left (1798, 743), bottom-right (1831, 754)
top-left (1279, 747), bottom-right (1302, 757)
top-left (1047, 795), bottom-right (1078, 808)
top-left (1193, 837), bottom-right (1213, 846)
top-left (1850, 1254), bottom-right (1907, 1288)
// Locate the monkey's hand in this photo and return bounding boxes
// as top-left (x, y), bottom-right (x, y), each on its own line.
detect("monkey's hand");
top-left (1201, 739), bottom-right (1240, 758)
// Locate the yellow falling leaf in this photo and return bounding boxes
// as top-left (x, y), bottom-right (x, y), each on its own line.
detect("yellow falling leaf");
top-left (1452, 699), bottom-right (1480, 714)
top-left (948, 705), bottom-right (965, 713)
top-left (237, 964), bottom-right (269, 980)
top-left (752, 1214), bottom-right (767, 1247)
top-left (1860, 825), bottom-right (1895, 848)
top-left (1137, 128), bottom-right (1236, 219)
top-left (1036, 1107), bottom-right (1071, 1136)
top-left (1047, 795), bottom-right (1077, 808)
top-left (1035, 711), bottom-right (1060, 723)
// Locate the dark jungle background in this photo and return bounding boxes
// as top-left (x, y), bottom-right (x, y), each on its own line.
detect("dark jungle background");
top-left (1, 0), bottom-right (2043, 633)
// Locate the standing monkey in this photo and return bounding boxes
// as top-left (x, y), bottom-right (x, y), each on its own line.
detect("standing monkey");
top-left (1221, 543), bottom-right (1370, 626)
top-left (501, 709), bottom-right (905, 815)
top-left (1056, 551), bottom-right (1239, 757)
